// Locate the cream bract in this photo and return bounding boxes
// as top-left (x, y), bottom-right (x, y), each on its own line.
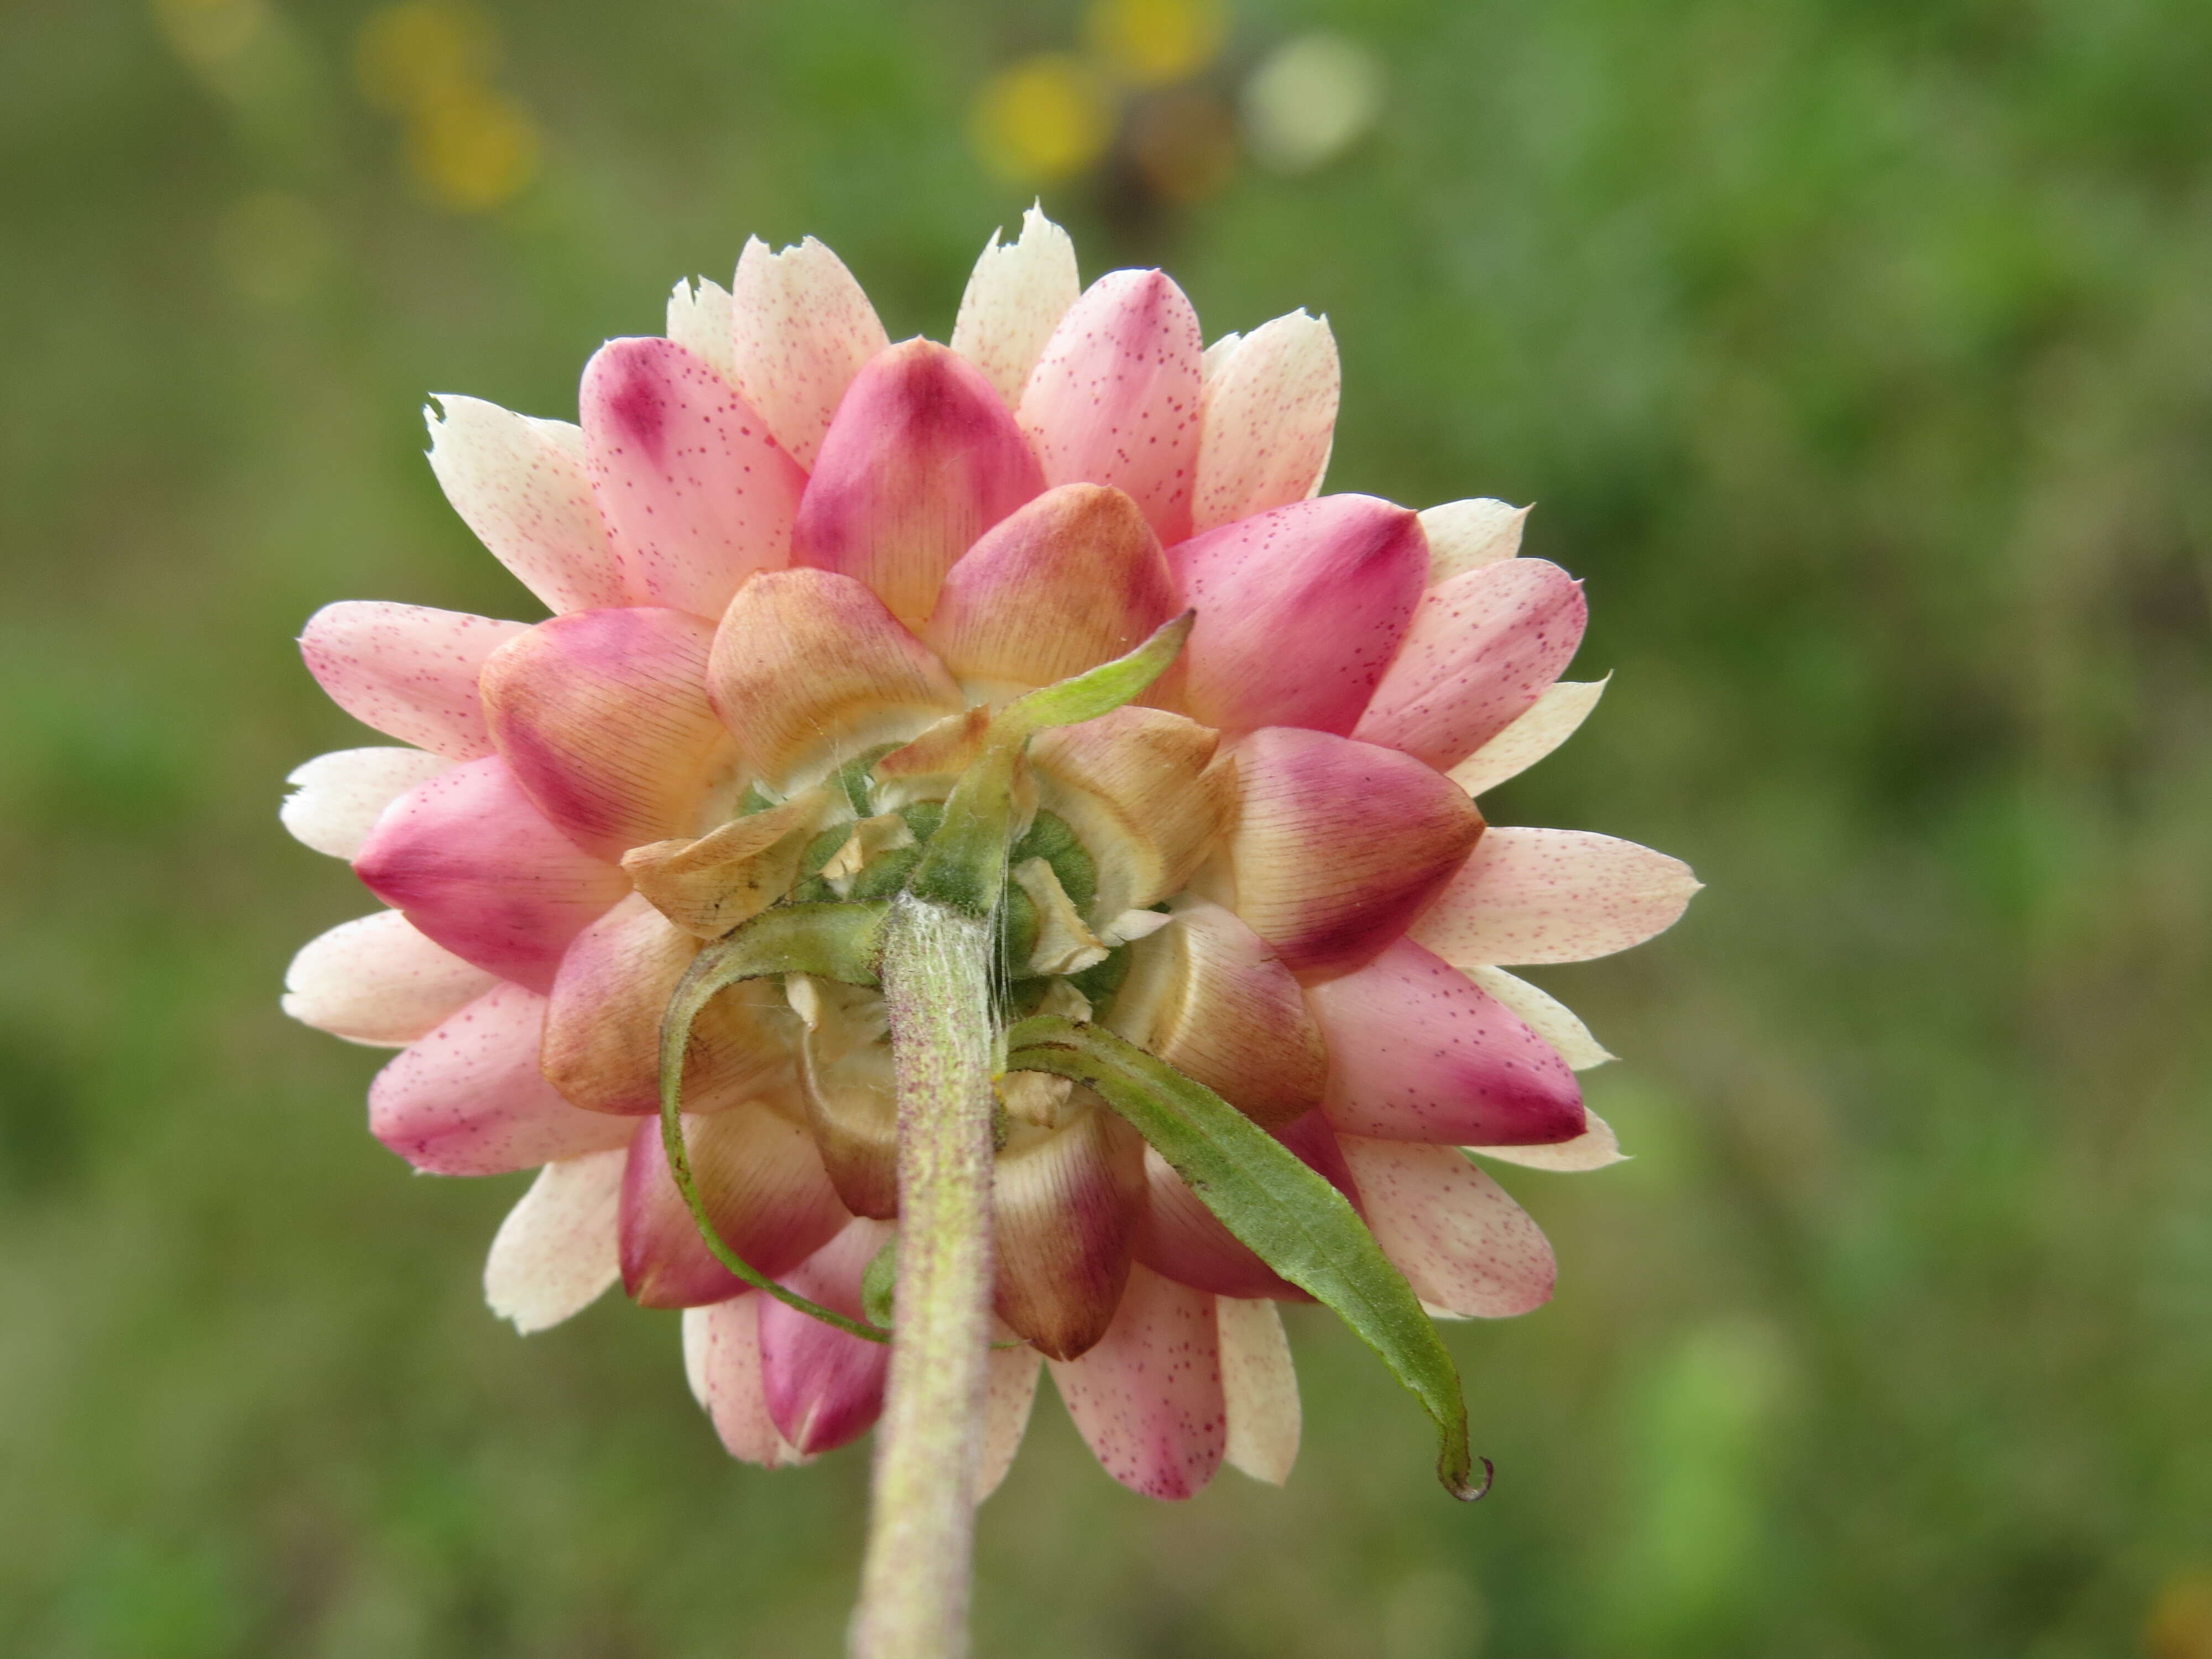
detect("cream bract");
top-left (281, 211), bottom-right (1697, 1500)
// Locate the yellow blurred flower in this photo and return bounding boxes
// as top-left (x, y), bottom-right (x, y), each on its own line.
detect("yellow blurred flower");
top-left (1084, 0), bottom-right (1228, 88)
top-left (2147, 1572), bottom-right (2212, 1659)
top-left (969, 54), bottom-right (1114, 186)
top-left (405, 86), bottom-right (540, 212)
top-left (354, 0), bottom-right (498, 114)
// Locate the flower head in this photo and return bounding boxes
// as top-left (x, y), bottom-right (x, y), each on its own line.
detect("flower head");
top-left (281, 207), bottom-right (1697, 1499)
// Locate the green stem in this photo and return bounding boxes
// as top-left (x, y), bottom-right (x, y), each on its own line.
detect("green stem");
top-left (848, 893), bottom-right (999, 1659)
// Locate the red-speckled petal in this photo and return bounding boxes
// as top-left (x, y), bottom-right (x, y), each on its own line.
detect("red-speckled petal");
top-left (1192, 311), bottom-right (1338, 533)
top-left (353, 755), bottom-right (630, 993)
top-left (758, 1218), bottom-right (894, 1454)
top-left (483, 1147), bottom-right (627, 1333)
top-left (727, 236), bottom-right (890, 469)
top-left (618, 1105), bottom-right (848, 1309)
top-left (1307, 937), bottom-right (1585, 1145)
top-left (367, 982), bottom-right (635, 1175)
top-left (976, 1336), bottom-right (1044, 1500)
top-left (792, 339), bottom-right (1043, 627)
top-left (1337, 1137), bottom-right (1556, 1317)
top-left (683, 1296), bottom-right (811, 1467)
top-left (300, 602), bottom-right (525, 761)
top-left (1354, 558), bottom-right (1588, 770)
top-left (283, 908), bottom-right (498, 1047)
top-left (425, 397), bottom-right (631, 613)
top-left (925, 483), bottom-right (1178, 693)
top-left (1017, 270), bottom-right (1203, 546)
top-left (581, 337), bottom-right (806, 618)
top-left (1224, 727), bottom-right (1485, 980)
top-left (479, 607), bottom-right (728, 860)
top-left (1409, 827), bottom-right (1700, 967)
top-left (1048, 1264), bottom-right (1226, 1500)
top-left (950, 206), bottom-right (1082, 409)
top-left (1170, 494), bottom-right (1426, 738)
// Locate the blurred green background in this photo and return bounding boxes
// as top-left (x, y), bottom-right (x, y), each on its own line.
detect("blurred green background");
top-left (4, 0), bottom-right (2209, 1653)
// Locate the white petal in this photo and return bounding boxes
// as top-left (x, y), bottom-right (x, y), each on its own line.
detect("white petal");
top-left (681, 1305), bottom-right (714, 1407)
top-left (281, 746), bottom-right (452, 860)
top-left (1411, 827), bottom-right (1700, 967)
top-left (1200, 331), bottom-right (1243, 383)
top-left (483, 1147), bottom-right (627, 1333)
top-left (1192, 310), bottom-right (1340, 533)
top-left (1338, 1138), bottom-right (1555, 1318)
top-left (684, 1294), bottom-right (813, 1467)
top-left (1419, 498), bottom-right (1528, 585)
top-left (949, 205), bottom-right (1082, 409)
top-left (1468, 1110), bottom-right (1626, 1171)
top-left (666, 276), bottom-right (738, 385)
top-left (728, 235), bottom-right (890, 468)
top-left (281, 909), bottom-right (498, 1047)
top-left (1448, 676), bottom-right (1608, 797)
top-left (1463, 964), bottom-right (1615, 1070)
top-left (975, 1338), bottom-right (1044, 1502)
top-left (425, 397), bottom-right (630, 614)
top-left (1217, 1297), bottom-right (1300, 1485)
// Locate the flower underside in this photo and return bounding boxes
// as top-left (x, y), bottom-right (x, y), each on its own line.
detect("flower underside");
top-left (280, 208), bottom-right (1699, 1500)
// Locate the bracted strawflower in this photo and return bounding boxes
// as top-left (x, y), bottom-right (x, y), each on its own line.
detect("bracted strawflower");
top-left (280, 207), bottom-right (1698, 1657)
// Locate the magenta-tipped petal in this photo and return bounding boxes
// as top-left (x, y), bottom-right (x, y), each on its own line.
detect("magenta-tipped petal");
top-left (1307, 938), bottom-right (1585, 1145)
top-left (993, 1107), bottom-right (1145, 1360)
top-left (758, 1219), bottom-right (895, 1454)
top-left (685, 1296), bottom-right (811, 1467)
top-left (1048, 1264), bottom-right (1227, 1500)
top-left (727, 236), bottom-right (890, 469)
top-left (367, 983), bottom-right (635, 1175)
top-left (301, 602), bottom-right (526, 761)
top-left (792, 339), bottom-right (1044, 627)
top-left (1224, 727), bottom-right (1485, 980)
top-left (1169, 494), bottom-right (1426, 737)
top-left (618, 1105), bottom-right (850, 1310)
top-left (353, 755), bottom-right (629, 993)
top-left (1017, 269), bottom-right (1203, 546)
top-left (1410, 827), bottom-right (1702, 967)
top-left (425, 397), bottom-right (631, 614)
top-left (580, 337), bottom-right (806, 619)
top-left (1337, 1138), bottom-right (1557, 1317)
top-left (1353, 557), bottom-right (1588, 770)
top-left (479, 607), bottom-right (728, 861)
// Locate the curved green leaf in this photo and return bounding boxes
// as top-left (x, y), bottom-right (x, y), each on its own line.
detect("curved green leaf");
top-left (657, 902), bottom-right (893, 1344)
top-left (1003, 1014), bottom-right (1491, 1500)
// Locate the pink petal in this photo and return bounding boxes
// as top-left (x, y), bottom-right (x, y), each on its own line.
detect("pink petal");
top-left (758, 1218), bottom-right (895, 1454)
top-left (281, 747), bottom-right (453, 861)
top-left (1131, 1108), bottom-right (1358, 1300)
top-left (1306, 937), bottom-right (1585, 1145)
top-left (708, 567), bottom-right (962, 791)
top-left (976, 1336), bottom-right (1045, 1501)
top-left (1017, 269), bottom-right (1203, 546)
top-left (425, 397), bottom-right (631, 613)
top-left (1169, 494), bottom-right (1426, 737)
top-left (483, 1147), bottom-right (627, 1333)
top-left (618, 1106), bottom-right (849, 1309)
top-left (282, 908), bottom-right (499, 1047)
top-left (1469, 1110), bottom-right (1627, 1172)
top-left (367, 982), bottom-right (636, 1176)
top-left (1463, 964), bottom-right (1615, 1071)
top-left (924, 483), bottom-right (1179, 692)
top-left (352, 755), bottom-right (630, 994)
top-left (950, 206), bottom-right (1082, 408)
top-left (1191, 311), bottom-right (1339, 533)
top-left (1048, 1264), bottom-right (1225, 1500)
top-left (726, 237), bottom-right (890, 470)
top-left (993, 1105), bottom-right (1145, 1360)
top-left (684, 1296), bottom-right (811, 1467)
top-left (1354, 558), bottom-right (1588, 770)
top-left (1336, 1138), bottom-right (1556, 1317)
top-left (300, 602), bottom-right (526, 761)
top-left (1224, 727), bottom-right (1485, 980)
top-left (1408, 827), bottom-right (1701, 967)
top-left (792, 339), bottom-right (1044, 627)
top-left (1217, 1297), bottom-right (1300, 1485)
top-left (1417, 498), bottom-right (1528, 585)
top-left (580, 337), bottom-right (807, 618)
top-left (479, 607), bottom-right (727, 861)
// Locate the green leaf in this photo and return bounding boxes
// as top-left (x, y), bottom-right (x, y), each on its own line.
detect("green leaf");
top-left (862, 1232), bottom-right (899, 1331)
top-left (1003, 1015), bottom-right (1491, 1501)
top-left (656, 903), bottom-right (894, 1344)
top-left (906, 612), bottom-right (1195, 917)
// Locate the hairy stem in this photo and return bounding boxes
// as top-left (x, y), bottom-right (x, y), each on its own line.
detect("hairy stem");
top-left (849, 893), bottom-right (999, 1659)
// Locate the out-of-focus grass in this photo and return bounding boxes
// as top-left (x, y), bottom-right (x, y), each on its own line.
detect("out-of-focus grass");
top-left (3, 1), bottom-right (2208, 1655)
